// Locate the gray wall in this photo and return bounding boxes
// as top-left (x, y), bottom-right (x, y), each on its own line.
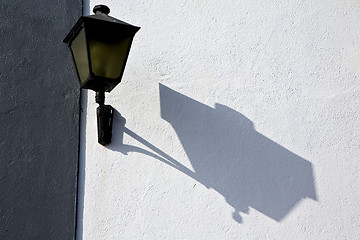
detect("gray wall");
top-left (0, 1), bottom-right (82, 239)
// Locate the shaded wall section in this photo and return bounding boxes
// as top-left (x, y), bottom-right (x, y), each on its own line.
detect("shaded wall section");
top-left (0, 1), bottom-right (82, 239)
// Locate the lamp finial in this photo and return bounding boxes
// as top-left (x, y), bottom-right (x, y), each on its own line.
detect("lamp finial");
top-left (93, 5), bottom-right (110, 15)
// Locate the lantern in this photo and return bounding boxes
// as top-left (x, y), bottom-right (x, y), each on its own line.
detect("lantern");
top-left (63, 5), bottom-right (140, 145)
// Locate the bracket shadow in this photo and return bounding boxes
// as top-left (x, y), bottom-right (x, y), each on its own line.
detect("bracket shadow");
top-left (109, 84), bottom-right (317, 223)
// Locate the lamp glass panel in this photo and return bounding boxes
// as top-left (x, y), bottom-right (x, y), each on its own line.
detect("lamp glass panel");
top-left (70, 28), bottom-right (89, 83)
top-left (88, 36), bottom-right (132, 79)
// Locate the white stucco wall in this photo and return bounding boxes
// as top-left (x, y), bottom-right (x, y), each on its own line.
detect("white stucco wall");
top-left (79, 1), bottom-right (360, 239)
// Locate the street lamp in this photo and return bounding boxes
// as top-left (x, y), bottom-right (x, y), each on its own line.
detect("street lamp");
top-left (63, 5), bottom-right (140, 145)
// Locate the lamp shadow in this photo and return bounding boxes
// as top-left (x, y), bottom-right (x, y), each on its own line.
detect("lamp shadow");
top-left (109, 84), bottom-right (317, 223)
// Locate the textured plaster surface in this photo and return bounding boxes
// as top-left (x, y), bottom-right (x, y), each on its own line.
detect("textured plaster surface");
top-left (0, 0), bottom-right (82, 239)
top-left (80, 0), bottom-right (360, 239)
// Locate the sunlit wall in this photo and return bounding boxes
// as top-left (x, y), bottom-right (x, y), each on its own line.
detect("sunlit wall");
top-left (79, 1), bottom-right (360, 239)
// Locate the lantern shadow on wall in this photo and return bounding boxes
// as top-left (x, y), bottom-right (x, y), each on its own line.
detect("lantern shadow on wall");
top-left (109, 84), bottom-right (317, 223)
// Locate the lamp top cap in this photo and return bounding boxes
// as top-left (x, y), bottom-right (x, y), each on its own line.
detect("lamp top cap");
top-left (93, 5), bottom-right (110, 15)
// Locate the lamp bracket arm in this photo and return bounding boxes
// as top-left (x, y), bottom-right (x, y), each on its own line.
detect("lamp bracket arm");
top-left (95, 91), bottom-right (114, 145)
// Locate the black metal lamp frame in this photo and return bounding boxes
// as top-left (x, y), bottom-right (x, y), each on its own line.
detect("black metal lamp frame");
top-left (63, 5), bottom-right (140, 145)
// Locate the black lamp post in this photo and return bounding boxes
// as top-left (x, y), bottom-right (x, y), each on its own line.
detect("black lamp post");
top-left (63, 5), bottom-right (140, 145)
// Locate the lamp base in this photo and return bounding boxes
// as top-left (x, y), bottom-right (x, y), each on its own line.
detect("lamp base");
top-left (97, 104), bottom-right (114, 145)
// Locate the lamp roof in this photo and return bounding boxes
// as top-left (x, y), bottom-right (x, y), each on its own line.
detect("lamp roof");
top-left (63, 10), bottom-right (140, 44)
